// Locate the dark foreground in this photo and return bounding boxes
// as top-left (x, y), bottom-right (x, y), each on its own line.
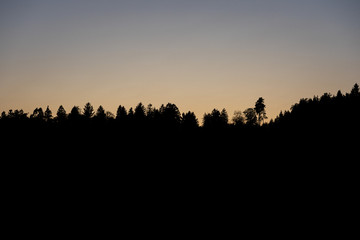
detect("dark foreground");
top-left (1, 121), bottom-right (358, 234)
top-left (1, 85), bottom-right (358, 229)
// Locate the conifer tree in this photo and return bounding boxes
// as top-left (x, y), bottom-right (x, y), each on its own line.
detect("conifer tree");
top-left (44, 106), bottom-right (52, 122)
top-left (56, 105), bottom-right (67, 121)
top-left (83, 102), bottom-right (94, 119)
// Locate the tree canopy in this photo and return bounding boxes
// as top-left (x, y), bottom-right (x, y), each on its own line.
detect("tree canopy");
top-left (1, 84), bottom-right (359, 136)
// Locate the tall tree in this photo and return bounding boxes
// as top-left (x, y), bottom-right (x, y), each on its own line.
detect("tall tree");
top-left (134, 102), bottom-right (146, 123)
top-left (181, 111), bottom-right (199, 129)
top-left (44, 106), bottom-right (52, 122)
top-left (95, 105), bottom-right (106, 120)
top-left (116, 105), bottom-right (127, 121)
top-left (220, 108), bottom-right (229, 126)
top-left (56, 105), bottom-right (67, 121)
top-left (31, 107), bottom-right (44, 120)
top-left (160, 103), bottom-right (181, 128)
top-left (128, 107), bottom-right (134, 121)
top-left (336, 90), bottom-right (343, 100)
top-left (68, 106), bottom-right (81, 122)
top-left (255, 97), bottom-right (267, 125)
top-left (83, 102), bottom-right (94, 119)
top-left (350, 83), bottom-right (359, 97)
top-left (243, 108), bottom-right (257, 126)
top-left (146, 104), bottom-right (155, 120)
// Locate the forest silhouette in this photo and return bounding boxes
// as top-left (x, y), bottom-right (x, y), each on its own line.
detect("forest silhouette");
top-left (1, 83), bottom-right (359, 210)
top-left (1, 83), bottom-right (359, 161)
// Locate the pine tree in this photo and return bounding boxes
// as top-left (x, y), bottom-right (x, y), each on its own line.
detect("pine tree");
top-left (44, 106), bottom-right (52, 122)
top-left (220, 108), bottom-right (229, 126)
top-left (181, 111), bottom-right (199, 129)
top-left (116, 105), bottom-right (127, 120)
top-left (56, 105), bottom-right (67, 121)
top-left (83, 102), bottom-right (94, 119)
top-left (255, 97), bottom-right (267, 125)
top-left (134, 102), bottom-right (146, 122)
top-left (95, 105), bottom-right (106, 120)
top-left (68, 106), bottom-right (81, 122)
top-left (350, 83), bottom-right (359, 97)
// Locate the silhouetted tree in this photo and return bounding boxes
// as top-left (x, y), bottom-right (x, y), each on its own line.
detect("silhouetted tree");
top-left (244, 108), bottom-right (257, 126)
top-left (335, 90), bottom-right (343, 102)
top-left (351, 83), bottom-right (359, 97)
top-left (128, 107), bottom-right (134, 122)
top-left (320, 93), bottom-right (332, 103)
top-left (56, 105), bottom-right (67, 122)
top-left (159, 103), bottom-right (181, 128)
top-left (146, 104), bottom-right (160, 127)
top-left (134, 102), bottom-right (146, 124)
top-left (232, 110), bottom-right (245, 127)
top-left (275, 111), bottom-right (284, 124)
top-left (83, 102), bottom-right (94, 119)
top-left (30, 107), bottom-right (44, 120)
top-left (146, 104), bottom-right (155, 119)
top-left (95, 105), bottom-right (106, 120)
top-left (116, 105), bottom-right (127, 122)
top-left (44, 106), bottom-right (52, 122)
top-left (255, 97), bottom-right (267, 125)
top-left (220, 108), bottom-right (229, 125)
top-left (181, 111), bottom-right (199, 129)
top-left (7, 110), bottom-right (13, 118)
top-left (1, 111), bottom-right (6, 119)
top-left (2, 109), bottom-right (28, 121)
top-left (203, 112), bottom-right (211, 128)
top-left (15, 110), bottom-right (28, 120)
top-left (68, 106), bottom-right (81, 122)
top-left (203, 108), bottom-right (228, 128)
top-left (203, 110), bottom-right (214, 128)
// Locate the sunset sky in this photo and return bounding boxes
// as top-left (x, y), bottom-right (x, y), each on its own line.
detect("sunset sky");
top-left (1, 0), bottom-right (360, 121)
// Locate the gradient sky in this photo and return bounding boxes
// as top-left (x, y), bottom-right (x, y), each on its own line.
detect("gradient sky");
top-left (1, 0), bottom-right (360, 121)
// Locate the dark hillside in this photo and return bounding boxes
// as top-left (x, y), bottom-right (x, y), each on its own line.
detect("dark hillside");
top-left (1, 86), bottom-right (358, 224)
top-left (1, 84), bottom-right (358, 172)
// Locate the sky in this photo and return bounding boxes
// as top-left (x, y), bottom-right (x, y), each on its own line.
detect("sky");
top-left (1, 0), bottom-right (360, 121)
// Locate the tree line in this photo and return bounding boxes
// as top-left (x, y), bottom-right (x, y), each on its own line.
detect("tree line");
top-left (0, 97), bottom-right (268, 130)
top-left (269, 83), bottom-right (360, 131)
top-left (0, 83), bottom-right (359, 131)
